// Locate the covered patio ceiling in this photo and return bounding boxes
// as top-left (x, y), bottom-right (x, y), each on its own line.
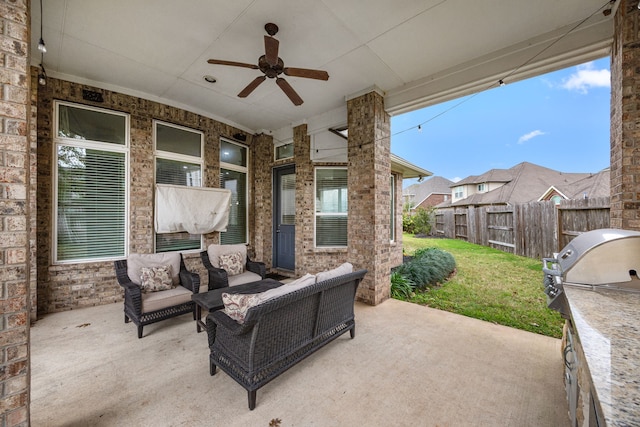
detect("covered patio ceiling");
top-left (32, 0), bottom-right (614, 135)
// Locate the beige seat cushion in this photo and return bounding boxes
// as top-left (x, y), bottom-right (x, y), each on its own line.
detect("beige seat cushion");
top-left (127, 253), bottom-right (181, 286)
top-left (227, 271), bottom-right (262, 287)
top-left (259, 274), bottom-right (316, 302)
top-left (207, 244), bottom-right (247, 269)
top-left (141, 286), bottom-right (193, 313)
top-left (316, 262), bottom-right (353, 283)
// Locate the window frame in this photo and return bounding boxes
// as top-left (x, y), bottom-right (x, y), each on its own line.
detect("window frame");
top-left (274, 141), bottom-right (294, 161)
top-left (52, 101), bottom-right (130, 264)
top-left (390, 174), bottom-right (396, 243)
top-left (454, 186), bottom-right (464, 199)
top-left (314, 166), bottom-right (348, 248)
top-left (220, 138), bottom-right (249, 245)
top-left (153, 120), bottom-right (205, 253)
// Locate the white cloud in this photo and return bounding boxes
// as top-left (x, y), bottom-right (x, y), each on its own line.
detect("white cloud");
top-left (561, 62), bottom-right (610, 94)
top-left (450, 176), bottom-right (462, 183)
top-left (518, 130), bottom-right (546, 144)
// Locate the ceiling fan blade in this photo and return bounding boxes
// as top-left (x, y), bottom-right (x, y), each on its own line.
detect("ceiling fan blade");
top-left (276, 78), bottom-right (303, 106)
top-left (238, 76), bottom-right (267, 98)
top-left (264, 35), bottom-right (279, 66)
top-left (207, 59), bottom-right (259, 70)
top-left (283, 67), bottom-right (329, 81)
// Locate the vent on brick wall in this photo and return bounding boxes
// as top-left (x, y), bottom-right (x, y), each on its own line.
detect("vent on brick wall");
top-left (82, 90), bottom-right (104, 103)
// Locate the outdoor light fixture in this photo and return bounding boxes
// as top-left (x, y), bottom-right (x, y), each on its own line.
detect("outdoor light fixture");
top-left (38, 0), bottom-right (47, 52)
top-left (499, 80), bottom-right (506, 87)
top-left (38, 37), bottom-right (47, 53)
top-left (38, 64), bottom-right (47, 86)
top-left (38, 50), bottom-right (47, 86)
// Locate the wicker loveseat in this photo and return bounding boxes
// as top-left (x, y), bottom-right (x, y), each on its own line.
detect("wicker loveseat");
top-left (206, 264), bottom-right (367, 410)
top-left (114, 252), bottom-right (201, 338)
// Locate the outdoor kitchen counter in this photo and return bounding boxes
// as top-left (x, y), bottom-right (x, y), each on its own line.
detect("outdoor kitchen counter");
top-left (564, 286), bottom-right (640, 426)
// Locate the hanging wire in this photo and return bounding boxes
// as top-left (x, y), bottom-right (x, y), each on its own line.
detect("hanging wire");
top-left (313, 0), bottom-right (615, 154)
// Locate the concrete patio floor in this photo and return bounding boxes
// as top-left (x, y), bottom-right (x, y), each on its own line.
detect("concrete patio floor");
top-left (31, 298), bottom-right (569, 426)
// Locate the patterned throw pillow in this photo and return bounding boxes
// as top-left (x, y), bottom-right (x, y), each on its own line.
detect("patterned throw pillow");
top-left (222, 292), bottom-right (261, 323)
top-left (219, 251), bottom-right (244, 276)
top-left (140, 265), bottom-right (174, 293)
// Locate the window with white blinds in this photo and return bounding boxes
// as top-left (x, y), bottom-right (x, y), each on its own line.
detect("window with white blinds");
top-left (54, 102), bottom-right (128, 263)
top-left (220, 139), bottom-right (248, 245)
top-left (154, 121), bottom-right (204, 253)
top-left (315, 168), bottom-right (347, 247)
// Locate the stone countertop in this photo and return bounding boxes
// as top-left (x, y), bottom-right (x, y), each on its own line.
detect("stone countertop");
top-left (564, 286), bottom-right (640, 427)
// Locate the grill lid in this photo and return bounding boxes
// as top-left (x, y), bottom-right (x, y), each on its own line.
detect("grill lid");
top-left (557, 228), bottom-right (640, 285)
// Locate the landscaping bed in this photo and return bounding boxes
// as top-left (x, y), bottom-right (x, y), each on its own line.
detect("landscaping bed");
top-left (396, 234), bottom-right (564, 338)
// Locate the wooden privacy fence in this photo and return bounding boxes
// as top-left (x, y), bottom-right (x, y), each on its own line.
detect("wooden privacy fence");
top-left (432, 197), bottom-right (610, 259)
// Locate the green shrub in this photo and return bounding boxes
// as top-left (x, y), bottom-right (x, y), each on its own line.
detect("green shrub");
top-left (390, 271), bottom-right (415, 299)
top-left (402, 207), bottom-right (435, 235)
top-left (393, 247), bottom-right (456, 290)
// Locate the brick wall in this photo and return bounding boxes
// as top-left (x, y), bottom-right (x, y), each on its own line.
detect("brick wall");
top-left (417, 193), bottom-right (446, 209)
top-left (293, 124), bottom-right (351, 275)
top-left (610, 0), bottom-right (636, 230)
top-left (252, 132), bottom-right (274, 266)
top-left (0, 0), bottom-right (31, 425)
top-left (35, 76), bottom-right (253, 313)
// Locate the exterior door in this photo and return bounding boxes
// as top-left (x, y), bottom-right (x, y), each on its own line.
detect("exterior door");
top-left (274, 166), bottom-right (295, 271)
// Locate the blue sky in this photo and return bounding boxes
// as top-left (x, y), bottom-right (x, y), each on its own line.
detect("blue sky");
top-left (391, 57), bottom-right (611, 187)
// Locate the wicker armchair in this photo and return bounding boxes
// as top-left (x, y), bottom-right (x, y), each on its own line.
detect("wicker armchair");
top-left (114, 252), bottom-right (200, 338)
top-left (200, 244), bottom-right (266, 290)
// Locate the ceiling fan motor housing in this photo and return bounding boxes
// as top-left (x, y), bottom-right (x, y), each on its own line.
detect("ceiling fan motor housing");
top-left (259, 56), bottom-right (284, 78)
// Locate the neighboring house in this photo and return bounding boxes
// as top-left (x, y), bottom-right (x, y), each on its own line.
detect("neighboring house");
top-left (440, 162), bottom-right (609, 208)
top-left (403, 176), bottom-right (454, 210)
top-left (539, 168), bottom-right (610, 204)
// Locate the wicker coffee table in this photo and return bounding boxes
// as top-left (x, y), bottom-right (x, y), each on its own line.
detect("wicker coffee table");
top-left (191, 278), bottom-right (284, 332)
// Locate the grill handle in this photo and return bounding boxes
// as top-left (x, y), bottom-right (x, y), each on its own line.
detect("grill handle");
top-left (542, 257), bottom-right (561, 277)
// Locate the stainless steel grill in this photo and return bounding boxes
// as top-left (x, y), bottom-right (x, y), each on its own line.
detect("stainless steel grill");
top-left (542, 228), bottom-right (640, 318)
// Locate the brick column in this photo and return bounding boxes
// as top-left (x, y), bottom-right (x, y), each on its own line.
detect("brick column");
top-left (347, 91), bottom-right (391, 305)
top-left (0, 0), bottom-right (31, 425)
top-left (293, 123), bottom-right (315, 276)
top-left (251, 132), bottom-right (274, 266)
top-left (611, 0), bottom-right (640, 230)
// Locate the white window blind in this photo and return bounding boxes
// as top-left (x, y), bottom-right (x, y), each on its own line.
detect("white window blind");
top-left (220, 139), bottom-right (248, 245)
top-left (54, 102), bottom-right (128, 263)
top-left (315, 168), bottom-right (347, 247)
top-left (154, 121), bottom-right (203, 253)
top-left (220, 168), bottom-right (247, 244)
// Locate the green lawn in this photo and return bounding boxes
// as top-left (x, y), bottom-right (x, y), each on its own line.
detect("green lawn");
top-left (400, 234), bottom-right (564, 338)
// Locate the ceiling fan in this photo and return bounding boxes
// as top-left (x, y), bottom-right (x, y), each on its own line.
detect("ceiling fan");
top-left (207, 23), bottom-right (329, 106)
